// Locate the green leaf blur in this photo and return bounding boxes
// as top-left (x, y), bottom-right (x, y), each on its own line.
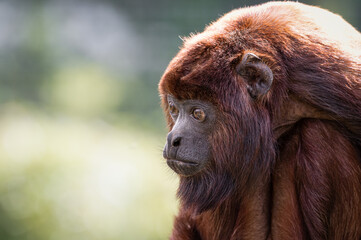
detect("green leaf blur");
top-left (0, 0), bottom-right (359, 239)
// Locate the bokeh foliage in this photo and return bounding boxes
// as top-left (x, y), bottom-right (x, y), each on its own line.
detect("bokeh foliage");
top-left (0, 0), bottom-right (359, 239)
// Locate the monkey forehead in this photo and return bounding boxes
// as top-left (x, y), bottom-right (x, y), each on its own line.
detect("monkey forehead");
top-left (159, 42), bottom-right (239, 106)
top-left (159, 31), bottom-right (241, 103)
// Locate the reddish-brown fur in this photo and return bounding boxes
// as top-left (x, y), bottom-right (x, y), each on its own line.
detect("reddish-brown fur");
top-left (159, 2), bottom-right (361, 239)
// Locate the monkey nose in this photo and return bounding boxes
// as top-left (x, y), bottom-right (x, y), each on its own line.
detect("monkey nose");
top-left (172, 136), bottom-right (182, 147)
top-left (167, 132), bottom-right (182, 148)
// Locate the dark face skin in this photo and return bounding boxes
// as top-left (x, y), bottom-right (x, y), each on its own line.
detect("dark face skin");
top-left (163, 95), bottom-right (216, 177)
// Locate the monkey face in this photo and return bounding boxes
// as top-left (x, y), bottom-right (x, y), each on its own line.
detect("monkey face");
top-left (163, 95), bottom-right (216, 177)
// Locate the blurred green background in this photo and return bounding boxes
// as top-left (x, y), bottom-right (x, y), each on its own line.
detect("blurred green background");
top-left (0, 0), bottom-right (359, 239)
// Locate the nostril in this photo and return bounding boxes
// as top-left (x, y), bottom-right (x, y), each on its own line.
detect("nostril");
top-left (172, 137), bottom-right (181, 147)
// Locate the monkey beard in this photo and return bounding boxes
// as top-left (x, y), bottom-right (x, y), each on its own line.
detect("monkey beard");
top-left (177, 109), bottom-right (275, 214)
top-left (177, 163), bottom-right (235, 214)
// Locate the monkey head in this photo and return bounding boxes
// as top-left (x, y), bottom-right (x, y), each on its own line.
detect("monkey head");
top-left (160, 50), bottom-right (274, 177)
top-left (159, 32), bottom-right (275, 211)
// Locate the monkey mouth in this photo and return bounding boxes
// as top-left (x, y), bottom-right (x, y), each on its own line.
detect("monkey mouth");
top-left (166, 159), bottom-right (200, 176)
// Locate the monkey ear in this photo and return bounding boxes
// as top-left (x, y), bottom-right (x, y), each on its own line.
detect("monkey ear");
top-left (235, 53), bottom-right (273, 99)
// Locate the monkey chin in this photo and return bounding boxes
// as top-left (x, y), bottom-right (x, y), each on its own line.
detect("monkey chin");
top-left (166, 158), bottom-right (203, 177)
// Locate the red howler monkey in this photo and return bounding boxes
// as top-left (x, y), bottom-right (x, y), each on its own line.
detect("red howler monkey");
top-left (159, 2), bottom-right (361, 239)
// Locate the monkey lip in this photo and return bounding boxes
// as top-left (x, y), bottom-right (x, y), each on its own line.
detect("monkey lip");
top-left (167, 158), bottom-right (199, 166)
top-left (166, 159), bottom-right (200, 176)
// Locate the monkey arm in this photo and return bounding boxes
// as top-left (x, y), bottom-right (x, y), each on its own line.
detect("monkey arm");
top-left (272, 119), bottom-right (361, 239)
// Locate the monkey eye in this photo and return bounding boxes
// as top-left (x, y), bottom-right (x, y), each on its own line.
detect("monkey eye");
top-left (192, 108), bottom-right (206, 122)
top-left (169, 102), bottom-right (179, 116)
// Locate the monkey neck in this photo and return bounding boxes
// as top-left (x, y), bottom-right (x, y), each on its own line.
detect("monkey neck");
top-left (272, 95), bottom-right (331, 139)
top-left (195, 178), bottom-right (271, 239)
